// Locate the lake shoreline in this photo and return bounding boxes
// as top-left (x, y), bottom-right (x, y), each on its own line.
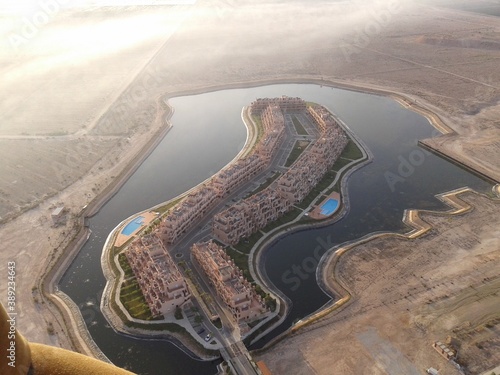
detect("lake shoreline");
top-left (41, 77), bottom-right (491, 362)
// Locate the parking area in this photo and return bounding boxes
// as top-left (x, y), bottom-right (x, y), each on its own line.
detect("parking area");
top-left (183, 305), bottom-right (214, 343)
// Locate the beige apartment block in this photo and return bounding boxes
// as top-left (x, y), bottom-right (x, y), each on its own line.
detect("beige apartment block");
top-left (261, 104), bottom-right (285, 131)
top-left (125, 234), bottom-right (190, 317)
top-left (255, 129), bottom-right (285, 163)
top-left (212, 154), bottom-right (265, 198)
top-left (213, 188), bottom-right (291, 246)
top-left (249, 96), bottom-right (307, 115)
top-left (311, 134), bottom-right (341, 162)
top-left (212, 202), bottom-right (256, 245)
top-left (254, 104), bottom-right (286, 163)
top-left (160, 185), bottom-right (218, 244)
top-left (213, 101), bottom-right (348, 246)
top-left (307, 104), bottom-right (337, 132)
top-left (191, 241), bottom-right (267, 323)
top-left (158, 101), bottom-right (288, 246)
top-left (276, 160), bottom-right (319, 204)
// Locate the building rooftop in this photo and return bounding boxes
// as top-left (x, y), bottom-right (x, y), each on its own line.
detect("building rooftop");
top-left (51, 206), bottom-right (64, 216)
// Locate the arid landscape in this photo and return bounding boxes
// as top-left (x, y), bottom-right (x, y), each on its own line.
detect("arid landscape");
top-left (256, 190), bottom-right (500, 374)
top-left (0, 0), bottom-right (499, 373)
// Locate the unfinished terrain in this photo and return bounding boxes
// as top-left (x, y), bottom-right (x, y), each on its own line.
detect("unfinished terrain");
top-left (0, 5), bottom-right (187, 221)
top-left (1, 1), bottom-right (499, 223)
top-left (257, 191), bottom-right (500, 374)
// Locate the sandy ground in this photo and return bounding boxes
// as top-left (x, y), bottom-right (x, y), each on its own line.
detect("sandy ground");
top-left (0, 0), bottom-right (498, 365)
top-left (114, 210), bottom-right (158, 247)
top-left (1, 0), bottom-right (499, 222)
top-left (256, 191), bottom-right (500, 375)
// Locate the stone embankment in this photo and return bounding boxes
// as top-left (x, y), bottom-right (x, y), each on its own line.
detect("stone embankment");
top-left (39, 100), bottom-right (175, 361)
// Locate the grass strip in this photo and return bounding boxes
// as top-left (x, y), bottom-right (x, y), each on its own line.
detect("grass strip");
top-left (291, 115), bottom-right (309, 135)
top-left (285, 140), bottom-right (310, 167)
top-left (118, 253), bottom-right (154, 320)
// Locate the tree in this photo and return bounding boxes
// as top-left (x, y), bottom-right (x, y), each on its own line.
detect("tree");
top-left (174, 306), bottom-right (183, 320)
top-left (265, 296), bottom-right (276, 311)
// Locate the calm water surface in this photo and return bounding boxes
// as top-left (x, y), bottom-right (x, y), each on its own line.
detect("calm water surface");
top-left (60, 84), bottom-right (491, 374)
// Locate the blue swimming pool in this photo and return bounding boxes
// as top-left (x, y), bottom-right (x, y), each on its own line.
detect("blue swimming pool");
top-left (320, 198), bottom-right (339, 216)
top-left (121, 216), bottom-right (145, 235)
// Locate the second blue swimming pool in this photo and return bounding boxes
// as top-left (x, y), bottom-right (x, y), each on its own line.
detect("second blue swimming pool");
top-left (320, 198), bottom-right (339, 216)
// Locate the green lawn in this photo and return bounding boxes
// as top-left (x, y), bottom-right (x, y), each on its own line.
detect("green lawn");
top-left (285, 140), bottom-right (310, 167)
top-left (232, 230), bottom-right (264, 254)
top-left (291, 115), bottom-right (309, 135)
top-left (118, 253), bottom-right (154, 320)
top-left (331, 157), bottom-right (352, 171)
top-left (225, 247), bottom-right (251, 280)
top-left (341, 140), bottom-right (364, 160)
top-left (251, 114), bottom-right (264, 148)
top-left (262, 207), bottom-right (302, 232)
top-left (156, 197), bottom-right (183, 214)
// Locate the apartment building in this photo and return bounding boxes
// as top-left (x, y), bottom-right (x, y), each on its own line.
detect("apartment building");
top-left (307, 104), bottom-right (339, 132)
top-left (212, 202), bottom-right (255, 245)
top-left (125, 234), bottom-right (190, 317)
top-left (191, 241), bottom-right (267, 322)
top-left (160, 185), bottom-right (218, 244)
top-left (254, 104), bottom-right (286, 162)
top-left (249, 96), bottom-right (307, 115)
top-left (159, 102), bottom-right (287, 245)
top-left (212, 154), bottom-right (265, 198)
top-left (213, 187), bottom-right (292, 246)
top-left (276, 160), bottom-right (317, 204)
top-left (261, 104), bottom-right (285, 130)
top-left (213, 101), bottom-right (348, 246)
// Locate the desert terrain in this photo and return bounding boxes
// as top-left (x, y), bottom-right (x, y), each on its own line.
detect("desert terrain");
top-left (1, 0), bottom-right (500, 224)
top-left (0, 0), bottom-right (498, 370)
top-left (257, 190), bottom-right (500, 374)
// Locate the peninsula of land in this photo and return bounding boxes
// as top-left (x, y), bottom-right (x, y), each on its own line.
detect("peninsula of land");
top-left (100, 97), bottom-right (362, 363)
